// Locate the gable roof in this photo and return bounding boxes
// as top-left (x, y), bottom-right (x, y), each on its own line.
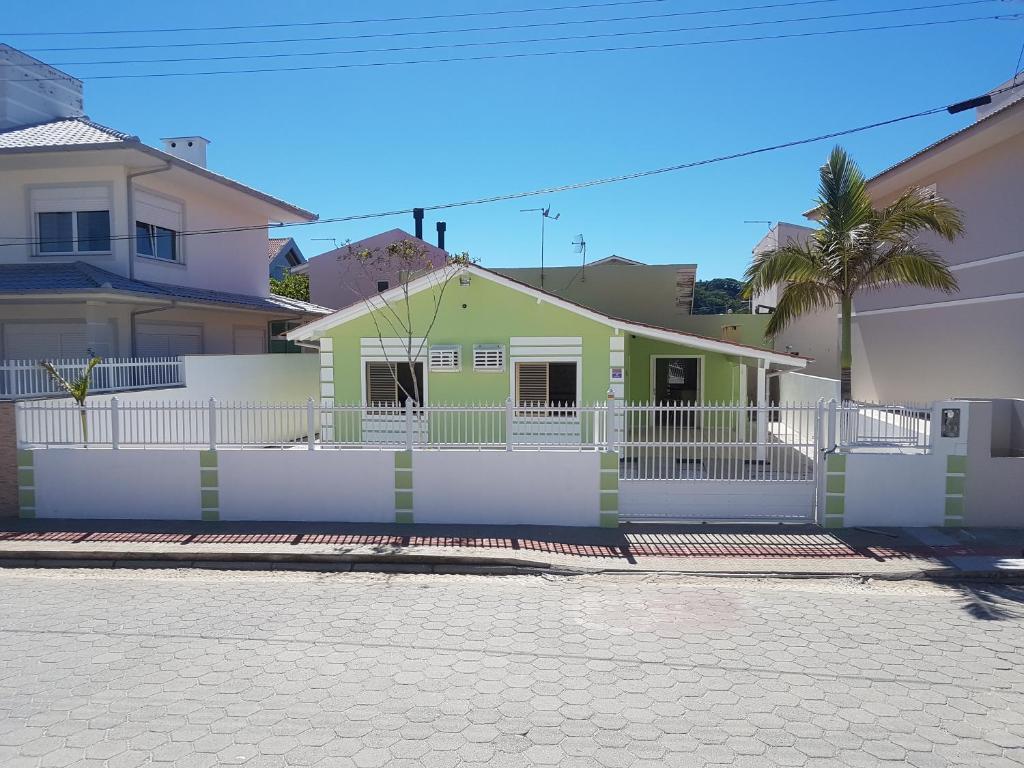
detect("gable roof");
top-left (288, 263), bottom-right (807, 368)
top-left (0, 117), bottom-right (316, 221)
top-left (0, 262), bottom-right (331, 315)
top-left (589, 255), bottom-right (644, 266)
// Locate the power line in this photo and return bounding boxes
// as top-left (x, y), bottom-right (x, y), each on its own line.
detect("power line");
top-left (46, 1), bottom-right (995, 68)
top-left (5, 81), bottom-right (1021, 250)
top-left (22, 0), bottom-right (991, 54)
top-left (20, 0), bottom-right (849, 53)
top-left (6, 0), bottom-right (838, 38)
top-left (8, 15), bottom-right (1013, 82)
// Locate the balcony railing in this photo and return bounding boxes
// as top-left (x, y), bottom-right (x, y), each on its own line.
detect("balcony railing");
top-left (0, 357), bottom-right (185, 399)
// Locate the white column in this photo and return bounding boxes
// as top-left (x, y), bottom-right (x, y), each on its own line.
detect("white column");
top-left (755, 360), bottom-right (768, 462)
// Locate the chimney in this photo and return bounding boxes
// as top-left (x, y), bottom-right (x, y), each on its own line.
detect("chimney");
top-left (413, 208), bottom-right (424, 240)
top-left (436, 221), bottom-right (446, 250)
top-left (0, 45), bottom-right (83, 130)
top-left (160, 136), bottom-right (210, 167)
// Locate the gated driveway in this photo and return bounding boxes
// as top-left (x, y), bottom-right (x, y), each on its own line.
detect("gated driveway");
top-left (1, 569), bottom-right (1022, 767)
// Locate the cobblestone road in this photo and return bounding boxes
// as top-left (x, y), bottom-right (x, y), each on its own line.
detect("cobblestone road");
top-left (1, 569), bottom-right (1022, 767)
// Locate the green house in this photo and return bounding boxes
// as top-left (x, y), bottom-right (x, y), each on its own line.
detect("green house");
top-left (289, 264), bottom-right (807, 416)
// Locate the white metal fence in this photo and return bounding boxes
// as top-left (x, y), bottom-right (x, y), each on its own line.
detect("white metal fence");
top-left (15, 398), bottom-right (935, 479)
top-left (838, 402), bottom-right (932, 450)
top-left (0, 357), bottom-right (184, 399)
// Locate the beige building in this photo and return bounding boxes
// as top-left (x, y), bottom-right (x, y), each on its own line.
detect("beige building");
top-left (846, 80), bottom-right (1024, 402)
top-left (0, 45), bottom-right (329, 361)
top-left (496, 258), bottom-right (697, 330)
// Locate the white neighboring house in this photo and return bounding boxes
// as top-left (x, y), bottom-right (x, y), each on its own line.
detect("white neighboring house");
top-left (0, 45), bottom-right (330, 363)
top-left (749, 222), bottom-right (839, 380)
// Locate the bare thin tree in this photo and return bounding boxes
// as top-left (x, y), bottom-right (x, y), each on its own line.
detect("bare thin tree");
top-left (343, 239), bottom-right (472, 406)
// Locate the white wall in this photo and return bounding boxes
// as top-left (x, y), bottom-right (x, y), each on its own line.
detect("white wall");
top-left (619, 480), bottom-right (816, 521)
top-left (414, 451), bottom-right (602, 526)
top-left (779, 372), bottom-right (840, 404)
top-left (217, 450), bottom-right (395, 522)
top-left (33, 449), bottom-right (198, 519)
top-left (841, 454), bottom-right (948, 527)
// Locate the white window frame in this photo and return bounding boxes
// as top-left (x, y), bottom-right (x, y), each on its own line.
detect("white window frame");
top-left (359, 338), bottom-right (428, 406)
top-left (29, 184), bottom-right (114, 257)
top-left (472, 344), bottom-right (505, 372)
top-left (134, 187), bottom-right (185, 265)
top-left (510, 358), bottom-right (582, 409)
top-left (428, 344), bottom-right (461, 372)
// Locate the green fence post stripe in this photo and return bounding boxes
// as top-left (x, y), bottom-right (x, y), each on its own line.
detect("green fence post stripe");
top-left (17, 451), bottom-right (36, 519)
top-left (599, 513), bottom-right (619, 528)
top-left (826, 454), bottom-right (846, 472)
top-left (395, 452), bottom-right (414, 522)
top-left (946, 455), bottom-right (967, 474)
top-left (199, 451), bottom-right (219, 522)
top-left (944, 452), bottom-right (967, 527)
top-left (17, 450), bottom-right (34, 468)
top-left (945, 475), bottom-right (965, 495)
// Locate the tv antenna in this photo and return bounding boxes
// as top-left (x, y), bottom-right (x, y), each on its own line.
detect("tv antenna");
top-left (520, 205), bottom-right (560, 287)
top-left (312, 237), bottom-right (340, 250)
top-left (572, 234), bottom-right (587, 281)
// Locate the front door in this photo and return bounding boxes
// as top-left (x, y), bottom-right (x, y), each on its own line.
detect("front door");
top-left (653, 357), bottom-right (700, 425)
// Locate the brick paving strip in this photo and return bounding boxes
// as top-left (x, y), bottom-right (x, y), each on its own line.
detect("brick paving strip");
top-left (0, 521), bottom-right (1022, 578)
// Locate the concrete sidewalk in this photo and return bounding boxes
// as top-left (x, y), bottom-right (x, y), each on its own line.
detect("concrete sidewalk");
top-left (1, 520), bottom-right (1023, 579)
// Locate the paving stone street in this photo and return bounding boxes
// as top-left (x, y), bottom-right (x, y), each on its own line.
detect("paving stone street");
top-left (0, 569), bottom-right (1022, 768)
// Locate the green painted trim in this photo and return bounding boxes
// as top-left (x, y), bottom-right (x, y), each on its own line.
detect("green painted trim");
top-left (826, 454), bottom-right (846, 472)
top-left (599, 471), bottom-right (618, 491)
top-left (823, 516), bottom-right (845, 529)
top-left (17, 450), bottom-right (34, 468)
top-left (395, 511), bottom-right (414, 524)
top-left (825, 475), bottom-right (846, 494)
top-left (944, 497), bottom-right (965, 517)
top-left (394, 471), bottom-right (413, 490)
top-left (200, 469), bottom-right (218, 488)
top-left (943, 517), bottom-right (964, 528)
top-left (945, 476), bottom-right (965, 495)
top-left (18, 489), bottom-right (35, 508)
top-left (200, 490), bottom-right (219, 509)
top-left (824, 495), bottom-right (845, 516)
top-left (199, 451), bottom-right (218, 468)
top-left (599, 492), bottom-right (618, 512)
top-left (201, 510), bottom-right (220, 522)
top-left (394, 451), bottom-right (413, 469)
top-left (946, 454), bottom-right (967, 474)
top-left (599, 512), bottom-right (619, 528)
top-left (19, 508), bottom-right (36, 520)
top-left (395, 491), bottom-right (414, 510)
top-left (600, 451), bottom-right (619, 471)
top-left (17, 468), bottom-right (34, 486)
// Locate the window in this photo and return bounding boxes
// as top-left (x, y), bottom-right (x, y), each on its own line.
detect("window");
top-left (376, 280), bottom-right (390, 293)
top-left (37, 210), bottom-right (110, 254)
top-left (515, 362), bottom-right (577, 407)
top-left (366, 361), bottom-right (424, 406)
top-left (429, 344), bottom-right (461, 372)
top-left (269, 320), bottom-right (303, 354)
top-left (473, 344), bottom-right (505, 372)
top-left (136, 221), bottom-right (179, 261)
top-left (31, 185), bottom-right (113, 256)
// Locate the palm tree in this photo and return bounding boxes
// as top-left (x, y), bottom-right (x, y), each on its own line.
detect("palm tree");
top-left (41, 357), bottom-right (101, 444)
top-left (743, 146), bottom-right (964, 401)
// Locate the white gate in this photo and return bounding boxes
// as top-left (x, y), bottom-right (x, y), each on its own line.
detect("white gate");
top-left (616, 402), bottom-right (822, 522)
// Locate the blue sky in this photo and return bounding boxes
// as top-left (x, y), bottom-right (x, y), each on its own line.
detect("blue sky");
top-left (6, 0), bottom-right (1023, 278)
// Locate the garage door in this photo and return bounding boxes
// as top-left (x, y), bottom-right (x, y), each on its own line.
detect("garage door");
top-left (3, 323), bottom-right (89, 360)
top-left (135, 323), bottom-right (202, 356)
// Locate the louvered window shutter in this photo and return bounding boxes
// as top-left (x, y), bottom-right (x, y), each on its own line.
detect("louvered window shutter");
top-left (515, 362), bottom-right (548, 405)
top-left (366, 362), bottom-right (398, 405)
